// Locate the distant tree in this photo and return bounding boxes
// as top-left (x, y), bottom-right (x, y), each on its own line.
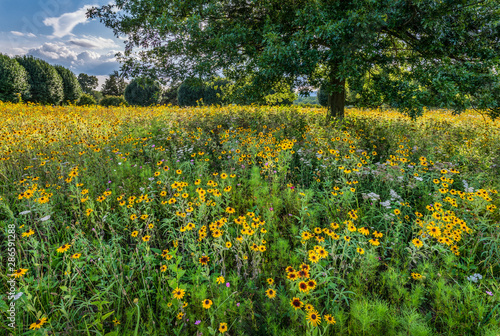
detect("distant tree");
top-left (55, 65), bottom-right (82, 104)
top-left (0, 53), bottom-right (30, 103)
top-left (177, 77), bottom-right (205, 107)
top-left (124, 77), bottom-right (162, 106)
top-left (77, 73), bottom-right (99, 94)
top-left (15, 55), bottom-right (64, 105)
top-left (101, 71), bottom-right (127, 96)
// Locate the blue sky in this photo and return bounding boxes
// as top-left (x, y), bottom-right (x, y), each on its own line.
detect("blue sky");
top-left (0, 0), bottom-right (124, 85)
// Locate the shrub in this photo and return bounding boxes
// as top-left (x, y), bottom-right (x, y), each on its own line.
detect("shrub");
top-left (54, 65), bottom-right (82, 104)
top-left (177, 77), bottom-right (205, 107)
top-left (15, 55), bottom-right (64, 105)
top-left (0, 53), bottom-right (30, 103)
top-left (124, 77), bottom-right (162, 106)
top-left (77, 94), bottom-right (97, 106)
top-left (203, 79), bottom-right (231, 106)
top-left (100, 95), bottom-right (128, 107)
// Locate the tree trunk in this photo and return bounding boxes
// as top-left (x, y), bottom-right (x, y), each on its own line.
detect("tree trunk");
top-left (326, 71), bottom-right (346, 122)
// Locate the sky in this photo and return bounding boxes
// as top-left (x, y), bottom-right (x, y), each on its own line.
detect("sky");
top-left (0, 0), bottom-right (125, 87)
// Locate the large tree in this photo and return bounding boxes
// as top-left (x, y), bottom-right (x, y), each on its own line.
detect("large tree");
top-left (101, 71), bottom-right (127, 96)
top-left (88, 0), bottom-right (500, 121)
top-left (55, 65), bottom-right (83, 104)
top-left (77, 73), bottom-right (99, 94)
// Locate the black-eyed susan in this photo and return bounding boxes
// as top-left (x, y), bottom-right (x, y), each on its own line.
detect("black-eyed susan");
top-left (216, 275), bottom-right (225, 284)
top-left (219, 322), bottom-right (228, 333)
top-left (160, 265), bottom-right (167, 272)
top-left (177, 312), bottom-right (184, 320)
top-left (225, 241), bottom-right (232, 248)
top-left (307, 279), bottom-right (317, 291)
top-left (29, 317), bottom-right (48, 330)
top-left (71, 253), bottom-right (81, 259)
top-left (199, 255), bottom-right (210, 265)
top-left (308, 253), bottom-right (319, 263)
top-left (22, 229), bottom-right (35, 237)
top-left (57, 244), bottom-right (71, 253)
top-left (324, 314), bottom-right (336, 325)
top-left (202, 299), bottom-right (213, 309)
top-left (411, 272), bottom-right (422, 280)
top-left (306, 310), bottom-right (321, 327)
top-left (356, 247), bottom-right (365, 254)
top-left (172, 287), bottom-right (185, 300)
top-left (131, 231), bottom-right (138, 237)
top-left (11, 268), bottom-right (28, 278)
top-left (142, 235), bottom-right (151, 242)
top-left (267, 278), bottom-right (274, 285)
top-left (290, 297), bottom-right (303, 310)
top-left (412, 238), bottom-right (423, 248)
top-left (265, 288), bottom-right (277, 299)
top-left (298, 281), bottom-right (309, 292)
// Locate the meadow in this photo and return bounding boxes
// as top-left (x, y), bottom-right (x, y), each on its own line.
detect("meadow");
top-left (0, 102), bottom-right (499, 335)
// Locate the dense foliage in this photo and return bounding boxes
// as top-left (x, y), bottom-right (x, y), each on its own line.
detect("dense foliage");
top-left (54, 65), bottom-right (83, 104)
top-left (76, 93), bottom-right (97, 106)
top-left (0, 54), bottom-right (30, 103)
top-left (177, 77), bottom-right (205, 107)
top-left (88, 0), bottom-right (500, 121)
top-left (124, 77), bottom-right (163, 106)
top-left (1, 103), bottom-right (499, 335)
top-left (101, 71), bottom-right (127, 97)
top-left (15, 55), bottom-right (64, 105)
top-left (77, 73), bottom-right (99, 94)
top-left (100, 95), bottom-right (128, 107)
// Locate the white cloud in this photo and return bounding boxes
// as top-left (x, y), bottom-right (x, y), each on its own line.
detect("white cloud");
top-left (68, 36), bottom-right (119, 49)
top-left (26, 42), bottom-right (120, 76)
top-left (11, 31), bottom-right (36, 38)
top-left (43, 5), bottom-right (93, 38)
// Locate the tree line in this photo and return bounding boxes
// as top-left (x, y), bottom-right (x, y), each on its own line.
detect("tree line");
top-left (0, 53), bottom-right (305, 108)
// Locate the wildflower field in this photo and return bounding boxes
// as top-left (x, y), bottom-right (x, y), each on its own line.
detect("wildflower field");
top-left (1, 102), bottom-right (499, 335)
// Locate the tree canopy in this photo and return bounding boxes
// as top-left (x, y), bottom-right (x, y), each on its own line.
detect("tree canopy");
top-left (0, 54), bottom-right (30, 103)
top-left (55, 65), bottom-right (83, 104)
top-left (15, 55), bottom-right (64, 105)
top-left (101, 71), bottom-right (127, 96)
top-left (88, 0), bottom-right (500, 121)
top-left (78, 73), bottom-right (99, 94)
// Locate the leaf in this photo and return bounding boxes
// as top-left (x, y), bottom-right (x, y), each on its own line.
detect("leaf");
top-left (150, 248), bottom-right (162, 254)
top-left (101, 311), bottom-right (115, 321)
top-left (60, 286), bottom-right (68, 292)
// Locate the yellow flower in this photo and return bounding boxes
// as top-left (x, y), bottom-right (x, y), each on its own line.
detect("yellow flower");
top-left (22, 229), bottom-right (35, 237)
top-left (11, 268), bottom-right (28, 278)
top-left (131, 231), bottom-right (138, 237)
top-left (142, 235), bottom-right (151, 242)
top-left (306, 310), bottom-right (321, 327)
top-left (71, 253), bottom-right (81, 259)
top-left (172, 287), bottom-right (185, 300)
top-left (412, 238), bottom-right (423, 248)
top-left (265, 288), bottom-right (277, 299)
top-left (57, 244), bottom-right (71, 253)
top-left (29, 317), bottom-right (48, 330)
top-left (202, 299), bottom-right (213, 309)
top-left (216, 275), bottom-right (225, 284)
top-left (356, 247), bottom-right (365, 254)
top-left (324, 314), bottom-right (336, 325)
top-left (411, 272), bottom-right (422, 280)
top-left (219, 322), bottom-right (228, 333)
